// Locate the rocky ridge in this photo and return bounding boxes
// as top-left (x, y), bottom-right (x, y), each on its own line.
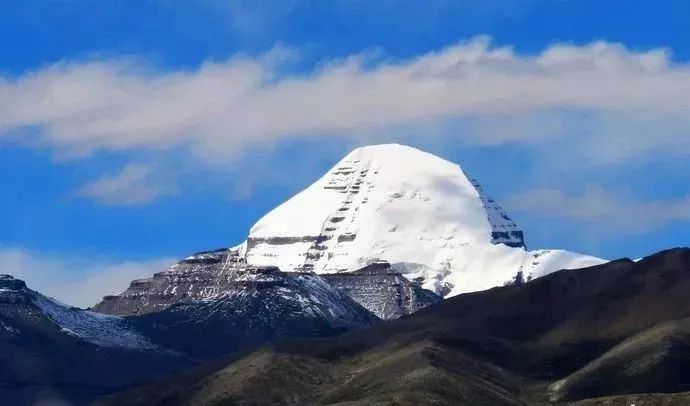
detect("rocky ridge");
top-left (94, 248), bottom-right (440, 321)
top-left (0, 275), bottom-right (190, 405)
top-left (321, 262), bottom-right (442, 320)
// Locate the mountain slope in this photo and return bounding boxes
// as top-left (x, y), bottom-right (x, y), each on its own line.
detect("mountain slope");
top-left (551, 317), bottom-right (690, 401)
top-left (105, 339), bottom-right (526, 406)
top-left (94, 248), bottom-right (437, 322)
top-left (0, 275), bottom-right (190, 405)
top-left (94, 249), bottom-right (380, 360)
top-left (106, 248), bottom-right (690, 405)
top-left (1, 250), bottom-right (385, 403)
top-left (243, 144), bottom-right (604, 296)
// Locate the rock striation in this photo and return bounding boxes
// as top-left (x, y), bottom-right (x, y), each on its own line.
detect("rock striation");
top-left (95, 249), bottom-right (440, 322)
top-left (94, 248), bottom-right (243, 316)
top-left (93, 248), bottom-right (381, 359)
top-left (321, 262), bottom-right (442, 320)
top-left (243, 144), bottom-right (605, 297)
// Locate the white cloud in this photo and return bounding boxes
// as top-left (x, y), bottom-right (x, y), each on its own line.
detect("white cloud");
top-left (1, 37), bottom-right (690, 165)
top-left (76, 163), bottom-right (177, 206)
top-left (0, 247), bottom-right (174, 308)
top-left (507, 186), bottom-right (690, 232)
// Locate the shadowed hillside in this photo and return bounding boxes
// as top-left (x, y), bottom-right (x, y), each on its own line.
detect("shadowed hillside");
top-left (104, 248), bottom-right (690, 405)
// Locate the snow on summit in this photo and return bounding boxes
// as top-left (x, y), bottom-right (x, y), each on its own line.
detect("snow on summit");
top-left (244, 144), bottom-right (605, 297)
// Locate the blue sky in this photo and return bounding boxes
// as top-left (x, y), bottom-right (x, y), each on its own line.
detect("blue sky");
top-left (1, 0), bottom-right (689, 306)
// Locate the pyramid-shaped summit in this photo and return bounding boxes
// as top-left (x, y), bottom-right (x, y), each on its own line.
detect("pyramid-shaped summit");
top-left (241, 144), bottom-right (604, 297)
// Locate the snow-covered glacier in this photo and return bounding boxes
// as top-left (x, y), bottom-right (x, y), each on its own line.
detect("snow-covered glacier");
top-left (242, 144), bottom-right (605, 297)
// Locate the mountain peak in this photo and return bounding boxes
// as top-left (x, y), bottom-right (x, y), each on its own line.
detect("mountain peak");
top-left (244, 144), bottom-right (604, 296)
top-left (344, 143), bottom-right (438, 158)
top-left (0, 274), bottom-right (26, 291)
top-left (336, 143), bottom-right (526, 248)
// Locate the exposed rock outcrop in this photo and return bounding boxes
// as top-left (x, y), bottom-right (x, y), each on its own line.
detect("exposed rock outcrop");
top-left (93, 248), bottom-right (381, 359)
top-left (322, 262), bottom-right (442, 320)
top-left (95, 249), bottom-right (440, 322)
top-left (94, 248), bottom-right (242, 316)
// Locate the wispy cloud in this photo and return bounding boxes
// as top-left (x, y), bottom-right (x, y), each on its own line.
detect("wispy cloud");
top-left (210, 0), bottom-right (537, 46)
top-left (0, 247), bottom-right (174, 308)
top-left (1, 37), bottom-right (689, 166)
top-left (76, 163), bottom-right (177, 206)
top-left (507, 186), bottom-right (690, 232)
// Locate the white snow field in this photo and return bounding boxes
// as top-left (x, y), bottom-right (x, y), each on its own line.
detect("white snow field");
top-left (242, 144), bottom-right (605, 297)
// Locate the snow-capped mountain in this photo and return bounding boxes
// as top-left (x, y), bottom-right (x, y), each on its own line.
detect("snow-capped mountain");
top-left (0, 144), bottom-right (619, 405)
top-left (243, 144), bottom-right (605, 296)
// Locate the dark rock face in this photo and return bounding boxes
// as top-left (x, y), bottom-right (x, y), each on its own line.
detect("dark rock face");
top-left (93, 248), bottom-right (380, 360)
top-left (127, 270), bottom-right (380, 360)
top-left (94, 250), bottom-right (437, 322)
top-left (467, 177), bottom-right (525, 248)
top-left (0, 274), bottom-right (27, 290)
top-left (0, 274), bottom-right (30, 304)
top-left (321, 262), bottom-right (442, 320)
top-left (94, 248), bottom-right (241, 316)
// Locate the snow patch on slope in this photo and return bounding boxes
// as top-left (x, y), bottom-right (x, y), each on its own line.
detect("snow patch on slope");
top-left (0, 274), bottom-right (155, 349)
top-left (32, 294), bottom-right (156, 350)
